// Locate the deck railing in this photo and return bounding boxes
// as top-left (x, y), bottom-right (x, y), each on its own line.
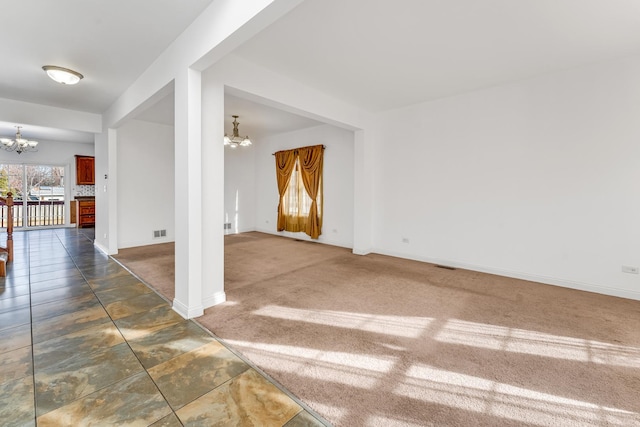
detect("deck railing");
top-left (0, 200), bottom-right (65, 228)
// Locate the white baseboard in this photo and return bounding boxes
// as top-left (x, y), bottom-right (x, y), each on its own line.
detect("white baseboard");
top-left (225, 226), bottom-right (257, 235)
top-left (119, 238), bottom-right (174, 250)
top-left (373, 248), bottom-right (640, 301)
top-left (173, 292), bottom-right (225, 318)
top-left (93, 241), bottom-right (110, 256)
top-left (203, 291), bottom-right (226, 309)
top-left (254, 226), bottom-right (354, 249)
top-left (352, 247), bottom-right (372, 256)
top-left (172, 298), bottom-right (204, 319)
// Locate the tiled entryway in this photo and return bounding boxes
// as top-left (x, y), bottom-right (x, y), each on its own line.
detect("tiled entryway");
top-left (0, 228), bottom-right (327, 426)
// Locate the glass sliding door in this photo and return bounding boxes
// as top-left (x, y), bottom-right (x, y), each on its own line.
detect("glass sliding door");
top-left (0, 164), bottom-right (23, 228)
top-left (0, 163), bottom-right (66, 228)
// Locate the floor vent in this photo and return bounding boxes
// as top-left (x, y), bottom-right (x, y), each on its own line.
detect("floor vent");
top-left (153, 229), bottom-right (167, 238)
top-left (436, 264), bottom-right (456, 270)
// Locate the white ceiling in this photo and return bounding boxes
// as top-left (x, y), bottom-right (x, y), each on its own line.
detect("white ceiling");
top-left (234, 0), bottom-right (640, 112)
top-left (0, 0), bottom-right (214, 144)
top-left (0, 0), bottom-right (214, 114)
top-left (3, 0), bottom-right (640, 142)
top-left (223, 94), bottom-right (324, 140)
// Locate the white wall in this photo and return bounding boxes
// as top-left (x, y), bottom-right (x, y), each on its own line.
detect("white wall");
top-left (0, 139), bottom-right (94, 166)
top-left (224, 146), bottom-right (256, 233)
top-left (373, 55), bottom-right (640, 299)
top-left (252, 124), bottom-right (355, 248)
top-left (116, 119), bottom-right (174, 248)
top-left (0, 139), bottom-right (94, 175)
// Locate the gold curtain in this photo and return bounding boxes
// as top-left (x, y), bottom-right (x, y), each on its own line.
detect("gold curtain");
top-left (298, 145), bottom-right (324, 239)
top-left (274, 144), bottom-right (325, 239)
top-left (274, 149), bottom-right (296, 231)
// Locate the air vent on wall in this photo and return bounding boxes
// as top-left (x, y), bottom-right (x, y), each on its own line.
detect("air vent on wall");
top-left (153, 229), bottom-right (167, 238)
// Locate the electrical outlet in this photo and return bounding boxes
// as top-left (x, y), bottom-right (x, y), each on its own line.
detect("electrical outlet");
top-left (402, 237), bottom-right (409, 243)
top-left (621, 265), bottom-right (639, 274)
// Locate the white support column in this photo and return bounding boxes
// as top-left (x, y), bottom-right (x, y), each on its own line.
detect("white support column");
top-left (200, 78), bottom-right (226, 309)
top-left (353, 129), bottom-right (374, 255)
top-left (94, 128), bottom-right (118, 256)
top-left (173, 67), bottom-right (205, 319)
top-left (106, 128), bottom-right (118, 255)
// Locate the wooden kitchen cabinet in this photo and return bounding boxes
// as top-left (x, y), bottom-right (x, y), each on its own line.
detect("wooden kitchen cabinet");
top-left (76, 155), bottom-right (95, 185)
top-left (77, 199), bottom-right (95, 228)
top-left (70, 200), bottom-right (77, 225)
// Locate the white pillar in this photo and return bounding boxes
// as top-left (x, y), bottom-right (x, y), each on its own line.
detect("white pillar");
top-left (353, 129), bottom-right (374, 255)
top-left (173, 67), bottom-right (205, 319)
top-left (94, 128), bottom-right (118, 255)
top-left (201, 78), bottom-right (226, 309)
top-left (106, 128), bottom-right (118, 254)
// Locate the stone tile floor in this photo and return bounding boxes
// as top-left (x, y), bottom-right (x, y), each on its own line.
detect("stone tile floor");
top-left (0, 228), bottom-right (328, 426)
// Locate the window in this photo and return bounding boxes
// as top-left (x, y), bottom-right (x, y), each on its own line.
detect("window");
top-left (282, 158), bottom-right (321, 232)
top-left (275, 145), bottom-right (324, 239)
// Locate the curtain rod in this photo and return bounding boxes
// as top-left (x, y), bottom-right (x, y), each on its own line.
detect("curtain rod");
top-left (272, 145), bottom-right (326, 155)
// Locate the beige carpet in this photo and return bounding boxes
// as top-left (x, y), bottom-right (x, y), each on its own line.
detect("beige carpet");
top-left (115, 232), bottom-right (640, 427)
top-left (113, 242), bottom-right (175, 301)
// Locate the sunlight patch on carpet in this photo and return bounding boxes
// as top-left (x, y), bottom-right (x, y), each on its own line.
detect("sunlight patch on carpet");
top-left (253, 305), bottom-right (434, 338)
top-left (434, 319), bottom-right (640, 368)
top-left (395, 364), bottom-right (638, 427)
top-left (224, 340), bottom-right (396, 388)
top-left (367, 415), bottom-right (434, 427)
top-left (305, 401), bottom-right (348, 425)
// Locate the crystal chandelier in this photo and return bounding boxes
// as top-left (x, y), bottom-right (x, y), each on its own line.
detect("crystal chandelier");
top-left (1, 126), bottom-right (39, 154)
top-left (223, 115), bottom-right (252, 148)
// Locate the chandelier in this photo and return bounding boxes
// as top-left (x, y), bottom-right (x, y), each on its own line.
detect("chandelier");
top-left (223, 115), bottom-right (252, 148)
top-left (0, 126), bottom-right (39, 154)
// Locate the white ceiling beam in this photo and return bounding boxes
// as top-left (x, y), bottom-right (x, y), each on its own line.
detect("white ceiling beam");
top-left (0, 97), bottom-right (101, 134)
top-left (104, 0), bottom-right (305, 129)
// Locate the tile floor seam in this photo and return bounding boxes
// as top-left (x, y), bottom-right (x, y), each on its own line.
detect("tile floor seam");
top-left (162, 355), bottom-right (252, 413)
top-left (106, 325), bottom-right (184, 423)
top-left (25, 235), bottom-right (38, 426)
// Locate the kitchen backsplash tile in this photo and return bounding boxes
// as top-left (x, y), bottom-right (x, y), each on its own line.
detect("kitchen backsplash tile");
top-left (75, 185), bottom-right (95, 197)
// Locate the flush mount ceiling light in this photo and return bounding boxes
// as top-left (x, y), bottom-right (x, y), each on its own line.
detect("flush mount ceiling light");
top-left (0, 126), bottom-right (38, 154)
top-left (42, 65), bottom-right (83, 85)
top-left (223, 115), bottom-right (252, 148)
